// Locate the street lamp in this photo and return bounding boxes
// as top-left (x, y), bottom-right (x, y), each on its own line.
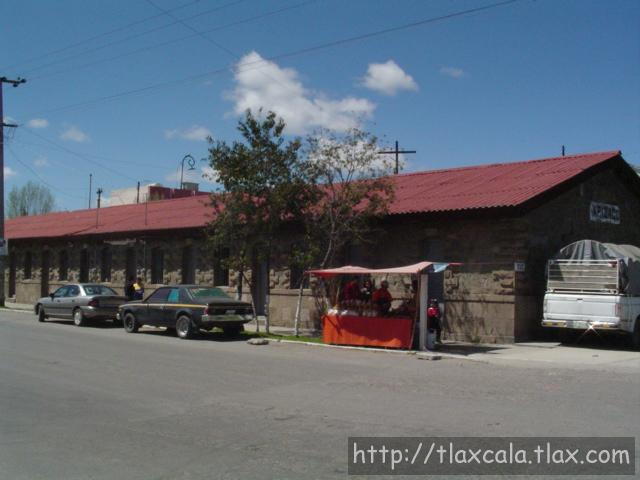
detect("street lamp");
top-left (180, 154), bottom-right (196, 189)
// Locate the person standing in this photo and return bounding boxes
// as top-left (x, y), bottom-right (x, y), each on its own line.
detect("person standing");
top-left (372, 280), bottom-right (392, 315)
top-left (133, 277), bottom-right (145, 300)
top-left (125, 276), bottom-right (135, 301)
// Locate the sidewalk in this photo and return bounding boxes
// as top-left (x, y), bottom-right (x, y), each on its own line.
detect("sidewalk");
top-left (2, 302), bottom-right (33, 312)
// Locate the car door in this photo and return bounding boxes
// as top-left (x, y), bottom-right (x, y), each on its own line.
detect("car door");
top-left (60, 284), bottom-right (81, 318)
top-left (47, 286), bottom-right (69, 316)
top-left (140, 287), bottom-right (171, 326)
top-left (163, 287), bottom-right (182, 326)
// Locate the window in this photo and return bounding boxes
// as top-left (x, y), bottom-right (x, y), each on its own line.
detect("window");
top-left (289, 264), bottom-right (308, 289)
top-left (181, 245), bottom-right (195, 284)
top-left (151, 248), bottom-right (164, 284)
top-left (52, 286), bottom-right (69, 298)
top-left (188, 287), bottom-right (229, 299)
top-left (125, 247), bottom-right (136, 283)
top-left (58, 250), bottom-right (68, 281)
top-left (83, 285), bottom-right (117, 296)
top-left (213, 248), bottom-right (229, 286)
top-left (79, 249), bottom-right (89, 283)
top-left (67, 285), bottom-right (80, 297)
top-left (166, 288), bottom-right (180, 303)
top-left (100, 247), bottom-right (111, 282)
top-left (146, 288), bottom-right (171, 303)
top-left (23, 251), bottom-right (32, 279)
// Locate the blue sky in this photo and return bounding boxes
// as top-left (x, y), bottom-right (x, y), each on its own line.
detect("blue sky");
top-left (1, 0), bottom-right (638, 211)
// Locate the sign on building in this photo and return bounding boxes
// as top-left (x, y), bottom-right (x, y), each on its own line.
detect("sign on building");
top-left (589, 201), bottom-right (620, 224)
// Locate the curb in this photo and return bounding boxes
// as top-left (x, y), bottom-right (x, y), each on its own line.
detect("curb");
top-left (269, 338), bottom-right (480, 362)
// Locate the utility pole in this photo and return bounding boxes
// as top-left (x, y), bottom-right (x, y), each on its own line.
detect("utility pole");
top-left (0, 76), bottom-right (26, 307)
top-left (96, 188), bottom-right (103, 209)
top-left (88, 174), bottom-right (92, 208)
top-left (136, 181), bottom-right (140, 204)
top-left (378, 140), bottom-right (416, 175)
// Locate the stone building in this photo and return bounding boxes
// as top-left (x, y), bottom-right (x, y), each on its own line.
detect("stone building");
top-left (5, 150), bottom-right (640, 343)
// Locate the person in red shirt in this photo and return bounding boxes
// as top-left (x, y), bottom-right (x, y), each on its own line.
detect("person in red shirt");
top-left (372, 280), bottom-right (392, 315)
top-left (427, 298), bottom-right (442, 343)
top-left (341, 278), bottom-right (361, 306)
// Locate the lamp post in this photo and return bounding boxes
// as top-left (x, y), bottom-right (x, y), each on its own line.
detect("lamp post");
top-left (180, 154), bottom-right (196, 189)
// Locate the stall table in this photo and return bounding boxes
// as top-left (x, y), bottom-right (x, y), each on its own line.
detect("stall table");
top-left (323, 313), bottom-right (414, 349)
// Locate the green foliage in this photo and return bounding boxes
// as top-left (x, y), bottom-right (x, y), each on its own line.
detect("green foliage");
top-left (205, 109), bottom-right (318, 274)
top-left (6, 181), bottom-right (56, 218)
top-left (304, 128), bottom-right (395, 268)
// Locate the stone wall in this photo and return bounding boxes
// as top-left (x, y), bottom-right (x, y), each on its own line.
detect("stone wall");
top-left (6, 161), bottom-right (639, 342)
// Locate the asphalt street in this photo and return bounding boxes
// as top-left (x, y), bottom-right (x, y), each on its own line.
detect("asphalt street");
top-left (0, 310), bottom-right (638, 480)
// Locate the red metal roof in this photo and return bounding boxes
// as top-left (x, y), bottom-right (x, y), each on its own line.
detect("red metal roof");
top-left (5, 150), bottom-right (621, 241)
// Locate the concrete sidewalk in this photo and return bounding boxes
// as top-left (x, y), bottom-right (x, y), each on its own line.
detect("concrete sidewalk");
top-left (4, 304), bottom-right (638, 370)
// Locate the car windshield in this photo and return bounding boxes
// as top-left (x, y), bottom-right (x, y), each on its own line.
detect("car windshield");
top-left (83, 285), bottom-right (118, 296)
top-left (188, 287), bottom-right (230, 299)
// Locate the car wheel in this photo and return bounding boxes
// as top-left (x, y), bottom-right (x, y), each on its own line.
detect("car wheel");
top-left (631, 317), bottom-right (640, 351)
top-left (73, 308), bottom-right (86, 327)
top-left (37, 305), bottom-right (46, 322)
top-left (123, 312), bottom-right (139, 333)
top-left (175, 315), bottom-right (195, 339)
top-left (222, 325), bottom-right (243, 337)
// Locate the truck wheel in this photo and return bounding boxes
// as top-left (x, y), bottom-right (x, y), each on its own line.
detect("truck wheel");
top-left (73, 308), bottom-right (86, 327)
top-left (176, 315), bottom-right (195, 339)
top-left (632, 317), bottom-right (640, 351)
top-left (558, 329), bottom-right (578, 344)
top-left (123, 312), bottom-right (139, 333)
top-left (223, 325), bottom-right (243, 337)
top-left (37, 305), bottom-right (46, 322)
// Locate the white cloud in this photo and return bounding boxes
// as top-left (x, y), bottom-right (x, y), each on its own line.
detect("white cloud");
top-left (60, 125), bottom-right (89, 143)
top-left (439, 66), bottom-right (465, 78)
top-left (362, 60), bottom-right (418, 95)
top-left (230, 51), bottom-right (375, 134)
top-left (34, 156), bottom-right (49, 168)
top-left (4, 166), bottom-right (17, 178)
top-left (3, 116), bottom-right (17, 125)
top-left (27, 118), bottom-right (49, 129)
top-left (164, 125), bottom-right (212, 142)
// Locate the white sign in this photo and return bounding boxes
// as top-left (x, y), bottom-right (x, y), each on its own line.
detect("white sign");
top-left (590, 202), bottom-right (620, 224)
top-left (514, 262), bottom-right (525, 272)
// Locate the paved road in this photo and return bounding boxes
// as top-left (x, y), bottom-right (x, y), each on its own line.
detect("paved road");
top-left (0, 310), bottom-right (638, 480)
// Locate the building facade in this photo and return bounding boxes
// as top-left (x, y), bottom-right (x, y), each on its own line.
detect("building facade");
top-left (5, 151), bottom-right (640, 343)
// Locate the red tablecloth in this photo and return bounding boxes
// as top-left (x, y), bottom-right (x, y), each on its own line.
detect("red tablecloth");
top-left (323, 314), bottom-right (414, 349)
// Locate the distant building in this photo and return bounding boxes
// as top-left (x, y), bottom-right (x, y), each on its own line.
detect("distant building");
top-left (5, 151), bottom-right (640, 343)
top-left (109, 183), bottom-right (208, 205)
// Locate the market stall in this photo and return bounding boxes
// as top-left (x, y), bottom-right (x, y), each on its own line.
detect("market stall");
top-left (297, 261), bottom-right (455, 350)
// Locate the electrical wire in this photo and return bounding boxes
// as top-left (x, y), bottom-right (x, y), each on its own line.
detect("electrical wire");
top-left (25, 0), bottom-right (525, 118)
top-left (29, 0), bottom-right (316, 82)
top-left (22, 129), bottom-right (140, 183)
top-left (6, 145), bottom-right (86, 200)
top-left (19, 0), bottom-right (250, 76)
top-left (0, 0), bottom-right (203, 72)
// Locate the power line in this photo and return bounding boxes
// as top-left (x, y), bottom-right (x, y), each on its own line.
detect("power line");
top-left (28, 0), bottom-right (317, 82)
top-left (25, 0), bottom-right (525, 118)
top-left (144, 0), bottom-right (300, 100)
top-left (6, 145), bottom-right (85, 199)
top-left (0, 0), bottom-right (203, 72)
top-left (20, 0), bottom-right (250, 76)
top-left (22, 129), bottom-right (140, 183)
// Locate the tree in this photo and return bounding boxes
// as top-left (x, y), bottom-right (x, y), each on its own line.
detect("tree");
top-left (205, 109), bottom-right (318, 333)
top-left (303, 128), bottom-right (395, 269)
top-left (6, 181), bottom-right (56, 218)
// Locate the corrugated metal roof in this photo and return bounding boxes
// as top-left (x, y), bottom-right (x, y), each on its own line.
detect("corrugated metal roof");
top-left (388, 150), bottom-right (620, 214)
top-left (5, 150), bottom-right (621, 241)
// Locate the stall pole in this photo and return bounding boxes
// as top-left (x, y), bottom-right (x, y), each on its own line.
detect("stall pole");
top-left (293, 279), bottom-right (304, 337)
top-left (419, 273), bottom-right (429, 351)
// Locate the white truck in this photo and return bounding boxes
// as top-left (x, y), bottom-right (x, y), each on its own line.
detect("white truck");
top-left (541, 240), bottom-right (640, 349)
